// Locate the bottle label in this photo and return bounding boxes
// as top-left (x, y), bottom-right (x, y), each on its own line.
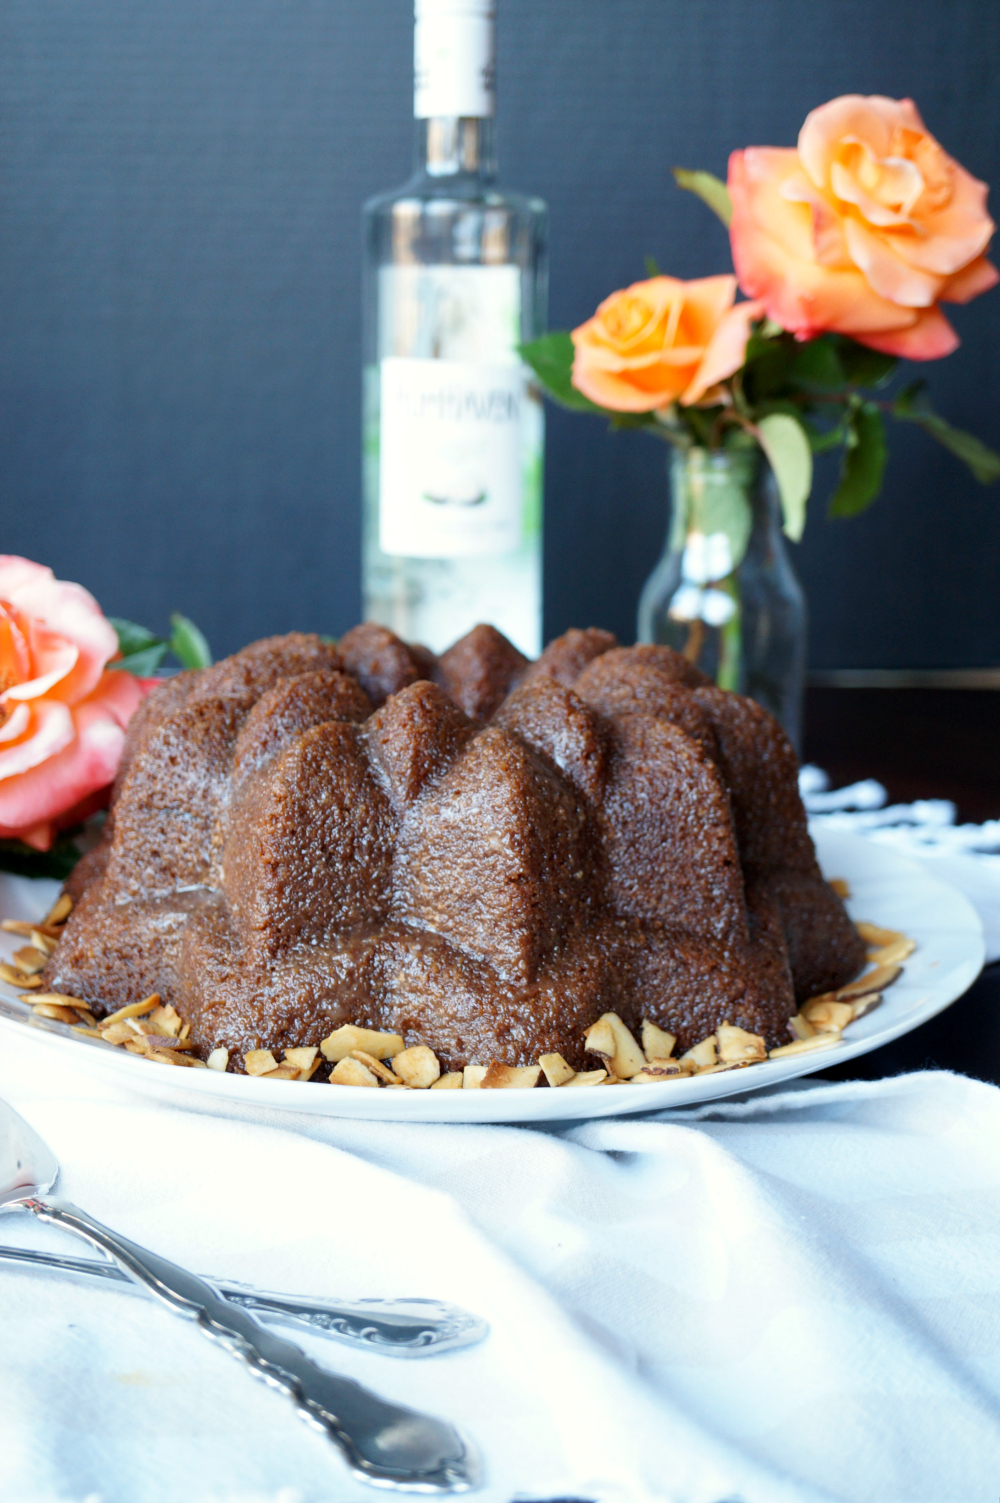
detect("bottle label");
top-left (379, 357), bottom-right (526, 557)
top-left (414, 0), bottom-right (495, 119)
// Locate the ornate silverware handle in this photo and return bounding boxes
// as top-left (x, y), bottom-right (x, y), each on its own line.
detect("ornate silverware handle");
top-left (0, 1245), bottom-right (489, 1355)
top-left (20, 1196), bottom-right (476, 1492)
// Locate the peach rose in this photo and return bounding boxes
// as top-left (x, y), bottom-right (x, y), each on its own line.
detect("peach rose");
top-left (729, 95), bottom-right (998, 359)
top-left (0, 557), bottom-right (146, 850)
top-left (571, 274), bottom-right (766, 411)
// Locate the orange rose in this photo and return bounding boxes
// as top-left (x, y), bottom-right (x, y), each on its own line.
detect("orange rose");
top-left (729, 95), bottom-right (998, 359)
top-left (570, 274), bottom-right (765, 411)
top-left (0, 557), bottom-right (147, 850)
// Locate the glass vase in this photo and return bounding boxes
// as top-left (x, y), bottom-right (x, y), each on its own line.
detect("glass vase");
top-left (637, 444), bottom-right (807, 751)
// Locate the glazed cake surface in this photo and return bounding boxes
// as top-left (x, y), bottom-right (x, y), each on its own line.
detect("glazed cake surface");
top-left (46, 623), bottom-right (865, 1069)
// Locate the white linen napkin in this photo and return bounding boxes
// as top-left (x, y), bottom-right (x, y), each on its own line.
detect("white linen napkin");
top-left (2, 1027), bottom-right (1000, 1503)
top-left (801, 767), bottom-right (1000, 962)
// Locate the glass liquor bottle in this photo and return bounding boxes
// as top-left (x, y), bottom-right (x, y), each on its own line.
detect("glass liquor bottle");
top-left (361, 0), bottom-right (547, 656)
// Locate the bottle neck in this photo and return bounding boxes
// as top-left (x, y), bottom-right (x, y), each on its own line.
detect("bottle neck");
top-left (414, 117), bottom-right (496, 180)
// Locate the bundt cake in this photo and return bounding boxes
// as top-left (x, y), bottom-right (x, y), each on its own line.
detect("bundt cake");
top-left (43, 622), bottom-right (865, 1071)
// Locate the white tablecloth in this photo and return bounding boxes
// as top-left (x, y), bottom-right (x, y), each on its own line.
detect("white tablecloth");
top-left (2, 1028), bottom-right (1000, 1503)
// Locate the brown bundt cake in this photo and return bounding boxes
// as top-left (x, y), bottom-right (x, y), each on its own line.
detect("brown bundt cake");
top-left (44, 624), bottom-right (865, 1070)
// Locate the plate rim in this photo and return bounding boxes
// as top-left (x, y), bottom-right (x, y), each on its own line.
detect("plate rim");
top-left (0, 829), bottom-right (985, 1124)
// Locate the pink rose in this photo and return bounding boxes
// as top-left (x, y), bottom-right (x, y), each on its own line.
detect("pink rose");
top-left (0, 557), bottom-right (146, 850)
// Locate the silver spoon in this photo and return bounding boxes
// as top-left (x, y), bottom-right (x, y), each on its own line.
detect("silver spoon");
top-left (0, 1244), bottom-right (489, 1356)
top-left (0, 1095), bottom-right (477, 1492)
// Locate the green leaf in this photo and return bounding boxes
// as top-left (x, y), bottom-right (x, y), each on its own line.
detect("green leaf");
top-left (644, 255), bottom-right (662, 278)
top-left (519, 333), bottom-right (607, 414)
top-left (111, 643), bottom-right (169, 676)
top-left (756, 412), bottom-right (813, 541)
top-left (108, 617), bottom-right (164, 657)
top-left (828, 403), bottom-right (887, 517)
top-left (788, 337), bottom-right (844, 392)
top-left (673, 168), bottom-right (733, 227)
top-left (0, 834), bottom-right (83, 881)
top-left (835, 339), bottom-right (898, 389)
top-left (892, 383), bottom-right (1000, 484)
top-left (804, 419), bottom-right (848, 455)
top-left (169, 613), bottom-right (212, 669)
top-left (106, 617), bottom-right (168, 675)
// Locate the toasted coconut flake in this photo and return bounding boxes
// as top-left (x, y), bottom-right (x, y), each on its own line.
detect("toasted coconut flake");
top-left (462, 1065), bottom-right (487, 1089)
top-left (2, 919), bottom-right (58, 939)
top-left (0, 962), bottom-right (40, 988)
top-left (769, 1033), bottom-right (841, 1059)
top-left (29, 930), bottom-right (56, 956)
top-left (837, 964), bottom-right (901, 1000)
top-left (101, 1020), bottom-right (139, 1045)
top-left (207, 1048), bottom-right (229, 1072)
top-left (868, 936), bottom-right (916, 967)
top-left (145, 1047), bottom-right (185, 1066)
top-left (788, 1013), bottom-right (815, 1041)
top-left (44, 893), bottom-right (73, 926)
top-left (320, 1024), bottom-right (404, 1063)
top-left (148, 1004), bottom-right (183, 1037)
top-left (481, 1062), bottom-right (541, 1089)
top-left (260, 1064), bottom-right (302, 1081)
top-left (72, 1025), bottom-right (105, 1038)
top-left (829, 878), bottom-right (851, 899)
top-left (630, 1061), bottom-right (692, 1083)
top-left (641, 1020), bottom-right (676, 1062)
top-left (697, 1061), bottom-right (753, 1075)
top-left (350, 1049), bottom-right (398, 1086)
top-left (855, 920), bottom-right (903, 948)
top-left (564, 1068), bottom-right (608, 1087)
top-left (330, 1056), bottom-right (379, 1087)
top-left (681, 1035), bottom-right (718, 1071)
top-left (100, 995), bottom-right (160, 1027)
top-left (29, 992), bottom-right (86, 1008)
top-left (244, 1049), bottom-right (279, 1077)
top-left (538, 1053), bottom-right (576, 1087)
top-left (850, 991), bottom-right (883, 1020)
top-left (584, 1012), bottom-right (645, 1078)
top-left (74, 1009), bottom-right (98, 1028)
top-left (31, 1002), bottom-right (81, 1023)
top-left (392, 1045), bottom-right (441, 1090)
top-left (284, 1046), bottom-right (319, 1071)
top-left (123, 1037), bottom-right (150, 1054)
top-left (717, 1024), bottom-right (767, 1063)
top-left (430, 1072), bottom-right (463, 1090)
top-left (802, 999), bottom-right (854, 1033)
top-left (13, 947), bottom-right (48, 976)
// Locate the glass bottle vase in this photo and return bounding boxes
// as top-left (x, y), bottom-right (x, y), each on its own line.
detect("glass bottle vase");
top-left (637, 444), bottom-right (807, 751)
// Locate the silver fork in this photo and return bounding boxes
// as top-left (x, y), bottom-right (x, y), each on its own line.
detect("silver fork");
top-left (0, 1243), bottom-right (489, 1356)
top-left (0, 1094), bottom-right (477, 1492)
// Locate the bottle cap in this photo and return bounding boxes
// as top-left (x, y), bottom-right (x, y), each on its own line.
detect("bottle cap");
top-left (414, 0), bottom-right (496, 119)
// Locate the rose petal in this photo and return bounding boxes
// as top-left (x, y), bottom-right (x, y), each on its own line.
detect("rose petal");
top-left (0, 557), bottom-right (118, 704)
top-left (682, 299), bottom-right (766, 406)
top-left (941, 255), bottom-right (1000, 304)
top-left (0, 703), bottom-right (31, 744)
top-left (0, 819), bottom-right (54, 852)
top-left (3, 630), bottom-right (79, 702)
top-left (0, 602), bottom-right (31, 690)
top-left (0, 691), bottom-right (129, 840)
top-left (0, 700), bottom-right (74, 781)
top-left (798, 95), bottom-right (920, 191)
top-left (843, 218), bottom-right (943, 307)
top-left (852, 304), bottom-right (960, 360)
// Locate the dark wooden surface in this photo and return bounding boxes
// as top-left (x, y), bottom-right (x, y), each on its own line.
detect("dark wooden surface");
top-left (804, 685), bottom-right (1000, 1087)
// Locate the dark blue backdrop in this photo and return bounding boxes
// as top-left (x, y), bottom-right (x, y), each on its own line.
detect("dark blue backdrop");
top-left (1, 0), bottom-right (997, 666)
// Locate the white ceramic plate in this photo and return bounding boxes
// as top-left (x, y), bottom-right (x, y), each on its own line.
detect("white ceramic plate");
top-left (0, 828), bottom-right (984, 1123)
